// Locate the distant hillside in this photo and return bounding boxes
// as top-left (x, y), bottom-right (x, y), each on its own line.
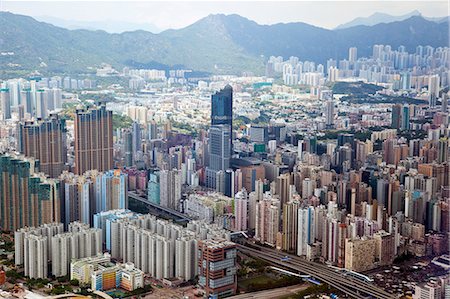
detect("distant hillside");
top-left (0, 12), bottom-right (448, 76)
top-left (335, 10), bottom-right (447, 29)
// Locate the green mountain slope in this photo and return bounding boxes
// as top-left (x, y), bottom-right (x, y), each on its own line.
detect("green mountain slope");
top-left (0, 12), bottom-right (447, 76)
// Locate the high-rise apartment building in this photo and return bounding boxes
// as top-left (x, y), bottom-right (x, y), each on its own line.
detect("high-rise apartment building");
top-left (51, 225), bottom-right (102, 277)
top-left (428, 74), bottom-right (440, 108)
top-left (0, 88), bottom-right (11, 120)
top-left (255, 194), bottom-right (280, 246)
top-left (298, 207), bottom-right (315, 256)
top-left (0, 154), bottom-right (61, 231)
top-left (348, 47), bottom-right (358, 63)
top-left (18, 114), bottom-right (67, 178)
top-left (74, 105), bottom-right (113, 175)
top-left (282, 200), bottom-right (299, 252)
top-left (159, 169), bottom-right (181, 210)
top-left (325, 98), bottom-right (334, 129)
top-left (24, 234), bottom-right (48, 279)
top-left (234, 189), bottom-right (248, 231)
top-left (198, 239), bottom-right (237, 298)
top-left (97, 170), bottom-right (128, 211)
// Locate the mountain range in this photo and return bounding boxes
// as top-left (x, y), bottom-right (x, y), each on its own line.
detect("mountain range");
top-left (0, 12), bottom-right (448, 76)
top-left (33, 16), bottom-right (163, 34)
top-left (335, 9), bottom-right (447, 29)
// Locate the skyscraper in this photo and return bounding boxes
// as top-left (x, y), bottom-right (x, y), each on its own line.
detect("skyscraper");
top-left (442, 92), bottom-right (448, 113)
top-left (74, 105), bottom-right (113, 175)
top-left (348, 47), bottom-right (357, 63)
top-left (0, 88), bottom-right (11, 120)
top-left (428, 74), bottom-right (440, 108)
top-left (97, 170), bottom-right (128, 211)
top-left (131, 121), bottom-right (142, 163)
top-left (211, 85), bottom-right (233, 152)
top-left (0, 154), bottom-right (61, 231)
top-left (18, 114), bottom-right (67, 178)
top-left (325, 99), bottom-right (334, 129)
top-left (159, 169), bottom-right (181, 210)
top-left (391, 104), bottom-right (402, 129)
top-left (401, 105), bottom-right (410, 131)
top-left (206, 125), bottom-right (231, 189)
top-left (148, 120), bottom-right (158, 140)
top-left (148, 172), bottom-right (160, 205)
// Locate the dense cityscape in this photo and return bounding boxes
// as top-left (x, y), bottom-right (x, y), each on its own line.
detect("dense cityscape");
top-left (0, 3), bottom-right (449, 299)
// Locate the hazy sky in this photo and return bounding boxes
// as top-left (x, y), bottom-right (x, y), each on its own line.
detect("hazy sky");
top-left (1, 1), bottom-right (448, 31)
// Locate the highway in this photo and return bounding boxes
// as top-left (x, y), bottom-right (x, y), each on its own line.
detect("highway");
top-left (229, 284), bottom-right (310, 299)
top-left (237, 244), bottom-right (396, 299)
top-left (128, 191), bottom-right (191, 222)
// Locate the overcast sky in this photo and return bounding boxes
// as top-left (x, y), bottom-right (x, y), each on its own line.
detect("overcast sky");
top-left (1, 1), bottom-right (448, 31)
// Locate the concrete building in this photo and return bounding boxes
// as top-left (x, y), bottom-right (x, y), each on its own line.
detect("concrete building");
top-left (344, 237), bottom-right (376, 272)
top-left (71, 253), bottom-right (144, 292)
top-left (234, 189), bottom-right (248, 231)
top-left (282, 200), bottom-right (299, 253)
top-left (159, 169), bottom-right (181, 210)
top-left (74, 105), bottom-right (113, 175)
top-left (373, 230), bottom-right (395, 266)
top-left (298, 207), bottom-right (315, 256)
top-left (18, 114), bottom-right (67, 178)
top-left (24, 234), bottom-right (48, 279)
top-left (97, 169), bottom-right (128, 211)
top-left (51, 225), bottom-right (102, 277)
top-left (0, 154), bottom-right (61, 231)
top-left (255, 194), bottom-right (280, 246)
top-left (198, 239), bottom-right (237, 298)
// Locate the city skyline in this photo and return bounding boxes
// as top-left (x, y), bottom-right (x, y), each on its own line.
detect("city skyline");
top-left (0, 1), bottom-right (449, 298)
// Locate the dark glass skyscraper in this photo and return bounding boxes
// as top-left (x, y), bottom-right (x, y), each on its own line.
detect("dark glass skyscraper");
top-left (211, 84), bottom-right (233, 151)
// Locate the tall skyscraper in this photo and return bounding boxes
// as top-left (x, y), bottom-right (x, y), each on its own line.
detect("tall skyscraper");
top-left (282, 200), bottom-right (299, 252)
top-left (442, 92), bottom-right (448, 113)
top-left (159, 169), bottom-right (181, 210)
top-left (401, 105), bottom-right (410, 131)
top-left (74, 105), bottom-right (113, 175)
top-left (391, 104), bottom-right (402, 129)
top-left (0, 154), bottom-right (61, 231)
top-left (325, 99), bottom-right (334, 129)
top-left (148, 120), bottom-right (158, 140)
top-left (18, 114), bottom-right (67, 178)
top-left (131, 121), bottom-right (142, 163)
top-left (0, 88), bottom-right (11, 120)
top-left (20, 88), bottom-right (33, 116)
top-left (348, 47), bottom-right (357, 63)
top-left (428, 74), bottom-right (440, 108)
top-left (297, 207), bottom-right (315, 256)
top-left (206, 125), bottom-right (231, 189)
top-left (211, 85), bottom-right (233, 152)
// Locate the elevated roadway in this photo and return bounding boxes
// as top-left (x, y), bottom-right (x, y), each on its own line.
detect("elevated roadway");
top-left (238, 244), bottom-right (396, 299)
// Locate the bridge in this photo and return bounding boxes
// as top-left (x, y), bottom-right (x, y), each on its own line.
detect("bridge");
top-left (238, 243), bottom-right (395, 299)
top-left (128, 191), bottom-right (191, 222)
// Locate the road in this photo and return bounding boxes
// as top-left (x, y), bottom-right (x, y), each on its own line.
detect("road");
top-left (229, 284), bottom-right (310, 299)
top-left (238, 244), bottom-right (396, 299)
top-left (128, 191), bottom-right (191, 221)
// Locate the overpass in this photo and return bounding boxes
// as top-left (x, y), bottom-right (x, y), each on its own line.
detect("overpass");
top-left (238, 244), bottom-right (396, 299)
top-left (128, 191), bottom-right (191, 222)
